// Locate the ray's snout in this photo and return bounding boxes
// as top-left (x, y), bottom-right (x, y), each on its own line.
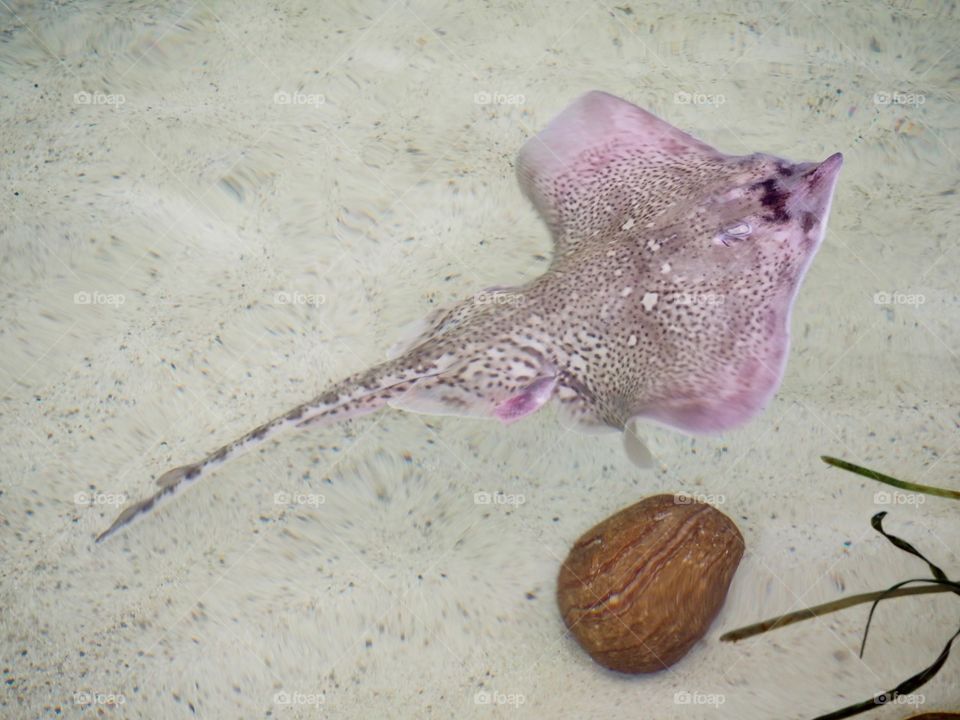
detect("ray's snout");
top-left (789, 152), bottom-right (843, 218)
top-left (806, 152), bottom-right (843, 187)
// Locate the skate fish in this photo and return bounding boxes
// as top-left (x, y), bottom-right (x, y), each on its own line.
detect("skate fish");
top-left (97, 91), bottom-right (842, 542)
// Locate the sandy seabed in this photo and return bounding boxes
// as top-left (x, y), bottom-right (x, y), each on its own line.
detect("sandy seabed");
top-left (1, 1), bottom-right (958, 718)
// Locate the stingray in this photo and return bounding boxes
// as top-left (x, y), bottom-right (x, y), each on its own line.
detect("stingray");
top-left (97, 91), bottom-right (842, 542)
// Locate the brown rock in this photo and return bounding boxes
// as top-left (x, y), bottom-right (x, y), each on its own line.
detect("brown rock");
top-left (557, 493), bottom-right (744, 673)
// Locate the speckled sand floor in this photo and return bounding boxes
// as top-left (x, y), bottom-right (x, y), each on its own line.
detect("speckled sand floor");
top-left (1, 1), bottom-right (959, 718)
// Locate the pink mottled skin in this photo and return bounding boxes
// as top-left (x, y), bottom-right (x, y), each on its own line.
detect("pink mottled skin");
top-left (97, 91), bottom-right (842, 542)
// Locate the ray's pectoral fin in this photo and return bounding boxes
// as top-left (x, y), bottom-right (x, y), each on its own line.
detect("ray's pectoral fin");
top-left (517, 90), bottom-right (725, 258)
top-left (631, 347), bottom-right (787, 436)
top-left (388, 356), bottom-right (558, 425)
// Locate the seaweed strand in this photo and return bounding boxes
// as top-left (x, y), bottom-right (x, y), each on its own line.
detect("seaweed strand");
top-left (720, 584), bottom-right (953, 643)
top-left (820, 456), bottom-right (960, 500)
top-left (811, 627), bottom-right (960, 720)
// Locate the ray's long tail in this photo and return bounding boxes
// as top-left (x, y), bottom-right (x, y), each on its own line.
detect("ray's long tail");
top-left (95, 359), bottom-right (428, 543)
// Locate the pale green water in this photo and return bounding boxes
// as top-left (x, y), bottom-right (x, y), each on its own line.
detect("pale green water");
top-left (1, 1), bottom-right (958, 718)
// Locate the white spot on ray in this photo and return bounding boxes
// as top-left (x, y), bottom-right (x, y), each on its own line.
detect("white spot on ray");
top-left (646, 238), bottom-right (661, 252)
top-left (614, 268), bottom-right (623, 277)
top-left (628, 334), bottom-right (637, 347)
top-left (661, 262), bottom-right (671, 274)
top-left (621, 217), bottom-right (635, 231)
top-left (641, 292), bottom-right (659, 311)
top-left (620, 287), bottom-right (633, 297)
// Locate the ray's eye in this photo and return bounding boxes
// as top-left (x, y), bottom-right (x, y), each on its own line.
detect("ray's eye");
top-left (714, 221), bottom-right (752, 247)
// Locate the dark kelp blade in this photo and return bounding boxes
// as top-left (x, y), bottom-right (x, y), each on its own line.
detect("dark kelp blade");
top-left (860, 512), bottom-right (958, 657)
top-left (858, 577), bottom-right (959, 657)
top-left (723, 502), bottom-right (959, 720)
top-left (868, 511), bottom-right (949, 583)
top-left (813, 511), bottom-right (960, 719)
top-left (812, 627), bottom-right (960, 720)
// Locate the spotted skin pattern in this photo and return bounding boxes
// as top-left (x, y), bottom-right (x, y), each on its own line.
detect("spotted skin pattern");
top-left (97, 91), bottom-right (842, 542)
